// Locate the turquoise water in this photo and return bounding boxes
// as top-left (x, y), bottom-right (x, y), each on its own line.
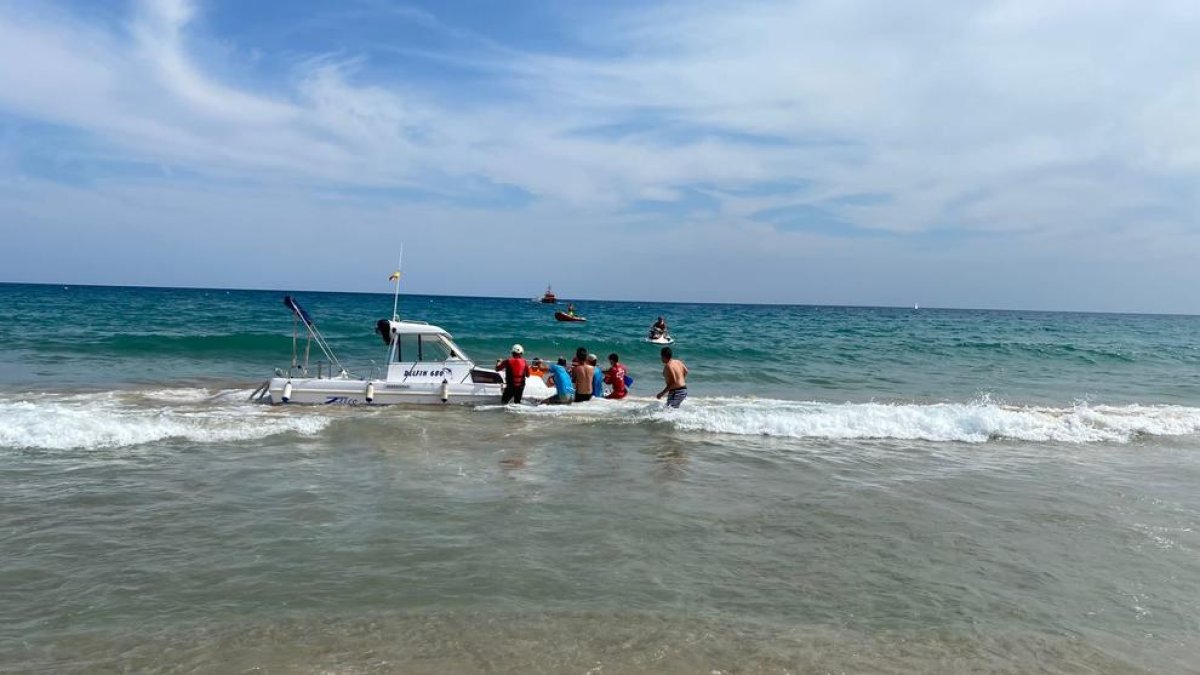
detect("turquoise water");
top-left (2, 283), bottom-right (1199, 673)
top-left (5, 283), bottom-right (1199, 404)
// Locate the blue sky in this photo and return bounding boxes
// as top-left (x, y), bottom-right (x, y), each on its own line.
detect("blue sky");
top-left (1, 0), bottom-right (1199, 312)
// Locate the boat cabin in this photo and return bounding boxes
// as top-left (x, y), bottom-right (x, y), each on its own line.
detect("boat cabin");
top-left (375, 319), bottom-right (500, 384)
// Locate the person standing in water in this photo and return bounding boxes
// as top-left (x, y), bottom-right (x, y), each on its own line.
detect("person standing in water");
top-left (571, 346), bottom-right (595, 402)
top-left (542, 357), bottom-right (575, 405)
top-left (495, 344), bottom-right (530, 404)
top-left (604, 353), bottom-right (628, 400)
top-left (656, 346), bottom-right (688, 408)
top-left (587, 354), bottom-right (605, 398)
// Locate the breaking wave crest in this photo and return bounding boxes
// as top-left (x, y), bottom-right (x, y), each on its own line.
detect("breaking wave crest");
top-left (506, 396), bottom-right (1200, 444)
top-left (0, 388), bottom-right (329, 451)
top-left (7, 388), bottom-right (1199, 450)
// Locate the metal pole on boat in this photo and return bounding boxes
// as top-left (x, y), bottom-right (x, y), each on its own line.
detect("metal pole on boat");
top-left (391, 244), bottom-right (404, 321)
top-left (291, 313), bottom-right (299, 373)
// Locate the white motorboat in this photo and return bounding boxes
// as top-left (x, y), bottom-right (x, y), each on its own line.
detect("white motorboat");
top-left (255, 296), bottom-right (550, 406)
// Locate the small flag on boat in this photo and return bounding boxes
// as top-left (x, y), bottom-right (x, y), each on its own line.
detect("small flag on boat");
top-left (388, 271), bottom-right (401, 281)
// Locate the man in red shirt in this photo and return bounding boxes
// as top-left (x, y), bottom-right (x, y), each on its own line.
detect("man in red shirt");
top-left (496, 344), bottom-right (531, 404)
top-left (604, 352), bottom-right (628, 399)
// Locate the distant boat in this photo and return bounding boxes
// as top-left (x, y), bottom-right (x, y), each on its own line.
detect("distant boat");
top-left (914, 303), bottom-right (919, 310)
top-left (538, 285), bottom-right (557, 304)
top-left (555, 311), bottom-right (586, 323)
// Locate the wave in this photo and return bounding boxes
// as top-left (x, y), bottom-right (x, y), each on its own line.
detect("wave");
top-left (7, 388), bottom-right (1199, 451)
top-left (0, 389), bottom-right (329, 451)
top-left (504, 396), bottom-right (1200, 444)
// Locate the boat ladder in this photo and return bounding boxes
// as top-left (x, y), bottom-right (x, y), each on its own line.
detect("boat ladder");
top-left (249, 380), bottom-right (271, 402)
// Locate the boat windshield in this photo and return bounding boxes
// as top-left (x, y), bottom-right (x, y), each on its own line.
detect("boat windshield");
top-left (394, 333), bottom-right (466, 362)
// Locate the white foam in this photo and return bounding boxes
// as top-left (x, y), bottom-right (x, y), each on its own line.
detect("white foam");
top-left (0, 390), bottom-right (330, 451)
top-left (507, 396), bottom-right (1200, 444)
top-left (138, 388), bottom-right (219, 403)
top-left (136, 387), bottom-right (259, 403)
top-left (7, 388), bottom-right (1198, 450)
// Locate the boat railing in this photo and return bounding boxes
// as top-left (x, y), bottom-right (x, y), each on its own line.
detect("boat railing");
top-left (283, 361), bottom-right (323, 378)
top-left (277, 361), bottom-right (357, 380)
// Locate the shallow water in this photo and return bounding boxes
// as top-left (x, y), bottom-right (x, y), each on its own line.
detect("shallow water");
top-left (2, 284), bottom-right (1199, 672)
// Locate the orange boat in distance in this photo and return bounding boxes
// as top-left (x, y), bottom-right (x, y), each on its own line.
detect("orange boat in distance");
top-left (539, 285), bottom-right (557, 304)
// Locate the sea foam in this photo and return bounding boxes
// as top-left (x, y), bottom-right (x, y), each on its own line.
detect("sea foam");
top-left (509, 396), bottom-right (1200, 444)
top-left (0, 390), bottom-right (329, 451)
top-left (7, 389), bottom-right (1197, 450)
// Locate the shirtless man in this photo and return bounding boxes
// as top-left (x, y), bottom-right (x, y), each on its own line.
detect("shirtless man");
top-left (656, 346), bottom-right (688, 408)
top-left (571, 346), bottom-right (595, 402)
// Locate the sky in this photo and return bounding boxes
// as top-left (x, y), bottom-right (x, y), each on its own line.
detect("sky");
top-left (0, 0), bottom-right (1198, 312)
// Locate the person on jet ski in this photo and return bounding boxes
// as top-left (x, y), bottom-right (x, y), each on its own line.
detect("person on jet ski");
top-left (649, 316), bottom-right (668, 340)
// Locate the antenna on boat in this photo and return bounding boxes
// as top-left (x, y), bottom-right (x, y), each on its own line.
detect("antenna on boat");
top-left (390, 243), bottom-right (404, 321)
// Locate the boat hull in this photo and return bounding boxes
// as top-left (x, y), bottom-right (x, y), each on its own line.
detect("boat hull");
top-left (555, 312), bottom-right (586, 322)
top-left (266, 376), bottom-right (553, 405)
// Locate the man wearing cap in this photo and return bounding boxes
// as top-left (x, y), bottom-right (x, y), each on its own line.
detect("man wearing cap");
top-left (496, 344), bottom-right (531, 404)
top-left (586, 354), bottom-right (605, 398)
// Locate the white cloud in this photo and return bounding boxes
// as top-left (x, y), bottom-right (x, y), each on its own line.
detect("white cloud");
top-left (0, 0), bottom-right (1198, 309)
top-left (131, 0), bottom-right (296, 123)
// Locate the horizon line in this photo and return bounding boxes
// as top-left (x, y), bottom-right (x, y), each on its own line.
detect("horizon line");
top-left (1, 280), bottom-right (1196, 318)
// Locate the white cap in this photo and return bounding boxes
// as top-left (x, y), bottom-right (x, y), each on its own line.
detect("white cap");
top-left (512, 344), bottom-right (524, 355)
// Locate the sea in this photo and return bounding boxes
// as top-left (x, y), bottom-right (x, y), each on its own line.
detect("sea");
top-left (2, 282), bottom-right (1199, 674)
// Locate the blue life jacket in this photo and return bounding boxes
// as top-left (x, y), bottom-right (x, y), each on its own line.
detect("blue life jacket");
top-left (592, 365), bottom-right (604, 396)
top-left (549, 364), bottom-right (575, 396)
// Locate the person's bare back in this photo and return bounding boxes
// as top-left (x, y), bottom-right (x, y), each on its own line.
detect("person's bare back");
top-left (662, 359), bottom-right (687, 390)
top-left (656, 347), bottom-right (689, 407)
top-left (573, 363), bottom-right (595, 396)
